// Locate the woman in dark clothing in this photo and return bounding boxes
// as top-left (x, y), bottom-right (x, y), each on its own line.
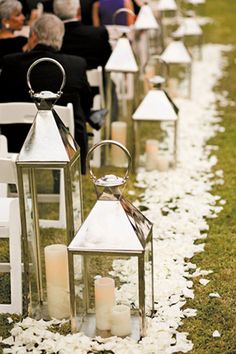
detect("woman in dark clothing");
top-left (0, 0), bottom-right (27, 68)
top-left (92, 0), bottom-right (135, 26)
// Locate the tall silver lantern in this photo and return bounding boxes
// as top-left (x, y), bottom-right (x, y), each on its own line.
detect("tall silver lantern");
top-left (16, 58), bottom-right (83, 319)
top-left (68, 140), bottom-right (154, 339)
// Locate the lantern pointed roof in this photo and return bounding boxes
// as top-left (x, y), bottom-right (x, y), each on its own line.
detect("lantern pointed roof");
top-left (68, 198), bottom-right (152, 254)
top-left (105, 36), bottom-right (138, 73)
top-left (134, 4), bottom-right (159, 30)
top-left (160, 40), bottom-right (192, 64)
top-left (132, 89), bottom-right (178, 121)
top-left (18, 108), bottom-right (78, 163)
top-left (157, 0), bottom-right (178, 11)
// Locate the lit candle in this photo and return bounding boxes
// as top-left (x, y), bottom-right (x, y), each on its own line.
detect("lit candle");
top-left (44, 244), bottom-right (70, 319)
top-left (156, 156), bottom-right (169, 171)
top-left (145, 139), bottom-right (159, 171)
top-left (168, 78), bottom-right (178, 97)
top-left (110, 305), bottom-right (131, 337)
top-left (95, 277), bottom-right (115, 331)
top-left (111, 122), bottom-right (127, 167)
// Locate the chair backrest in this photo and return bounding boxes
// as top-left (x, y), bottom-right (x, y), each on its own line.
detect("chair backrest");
top-left (54, 103), bottom-right (74, 137)
top-left (0, 135), bottom-right (17, 196)
top-left (0, 102), bottom-right (74, 137)
top-left (0, 158), bottom-right (17, 185)
top-left (0, 157), bottom-right (17, 197)
top-left (0, 134), bottom-right (8, 157)
top-left (86, 66), bottom-right (105, 110)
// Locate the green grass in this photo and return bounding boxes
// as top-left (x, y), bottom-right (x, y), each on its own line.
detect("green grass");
top-left (1, 0), bottom-right (236, 352)
top-left (179, 1), bottom-right (236, 351)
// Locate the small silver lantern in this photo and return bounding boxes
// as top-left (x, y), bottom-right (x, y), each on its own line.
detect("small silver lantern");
top-left (105, 32), bottom-right (138, 136)
top-left (132, 75), bottom-right (179, 171)
top-left (68, 140), bottom-right (154, 339)
top-left (16, 58), bottom-right (83, 319)
top-left (160, 34), bottom-right (192, 97)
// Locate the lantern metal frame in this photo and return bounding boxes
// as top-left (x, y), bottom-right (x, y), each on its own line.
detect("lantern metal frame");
top-left (173, 10), bottom-right (203, 60)
top-left (105, 14), bottom-right (139, 138)
top-left (68, 140), bottom-right (154, 339)
top-left (132, 75), bottom-right (179, 171)
top-left (160, 35), bottom-right (192, 98)
top-left (16, 58), bottom-right (83, 317)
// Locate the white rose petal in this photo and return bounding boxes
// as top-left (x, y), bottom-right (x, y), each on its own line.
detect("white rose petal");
top-left (199, 278), bottom-right (210, 286)
top-left (212, 330), bottom-right (221, 337)
top-left (209, 292), bottom-right (221, 298)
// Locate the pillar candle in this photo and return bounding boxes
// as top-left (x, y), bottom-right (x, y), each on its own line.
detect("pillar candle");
top-left (95, 277), bottom-right (115, 331)
top-left (156, 156), bottom-right (169, 171)
top-left (168, 78), bottom-right (178, 97)
top-left (110, 305), bottom-right (131, 337)
top-left (145, 139), bottom-right (159, 171)
top-left (111, 122), bottom-right (127, 167)
top-left (44, 244), bottom-right (70, 319)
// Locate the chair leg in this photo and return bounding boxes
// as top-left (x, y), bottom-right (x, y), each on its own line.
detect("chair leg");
top-left (0, 198), bottom-right (22, 314)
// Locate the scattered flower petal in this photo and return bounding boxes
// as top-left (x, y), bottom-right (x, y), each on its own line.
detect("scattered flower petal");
top-left (212, 330), bottom-right (221, 337)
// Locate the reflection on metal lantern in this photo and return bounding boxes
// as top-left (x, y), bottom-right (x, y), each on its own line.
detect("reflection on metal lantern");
top-left (16, 58), bottom-right (83, 319)
top-left (68, 140), bottom-right (154, 339)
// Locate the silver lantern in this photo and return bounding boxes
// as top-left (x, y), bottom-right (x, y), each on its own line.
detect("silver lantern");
top-left (68, 140), bottom-right (154, 339)
top-left (16, 58), bottom-right (83, 319)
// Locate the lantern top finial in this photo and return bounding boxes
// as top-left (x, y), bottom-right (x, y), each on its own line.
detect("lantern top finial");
top-left (149, 75), bottom-right (166, 88)
top-left (95, 174), bottom-right (126, 187)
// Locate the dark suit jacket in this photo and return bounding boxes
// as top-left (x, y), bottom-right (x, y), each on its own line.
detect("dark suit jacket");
top-left (0, 44), bottom-right (93, 173)
top-left (60, 21), bottom-right (112, 70)
top-left (80, 0), bottom-right (98, 25)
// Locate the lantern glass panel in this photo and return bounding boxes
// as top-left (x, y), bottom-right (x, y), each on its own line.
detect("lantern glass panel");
top-left (69, 158), bottom-right (83, 232)
top-left (19, 163), bottom-right (83, 319)
top-left (70, 249), bottom-right (153, 339)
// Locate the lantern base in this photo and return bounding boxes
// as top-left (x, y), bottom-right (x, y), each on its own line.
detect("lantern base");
top-left (30, 302), bottom-right (70, 321)
top-left (72, 313), bottom-right (141, 340)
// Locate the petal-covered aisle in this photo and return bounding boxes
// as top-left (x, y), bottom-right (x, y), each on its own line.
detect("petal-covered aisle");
top-left (1, 43), bottom-right (229, 354)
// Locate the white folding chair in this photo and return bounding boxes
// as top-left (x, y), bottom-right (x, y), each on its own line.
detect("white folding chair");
top-left (86, 66), bottom-right (106, 167)
top-left (0, 134), bottom-right (8, 156)
top-left (0, 102), bottom-right (74, 228)
top-left (0, 101), bottom-right (74, 136)
top-left (0, 156), bottom-right (22, 313)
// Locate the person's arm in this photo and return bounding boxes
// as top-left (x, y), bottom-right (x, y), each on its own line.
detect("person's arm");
top-left (124, 0), bottom-right (135, 25)
top-left (92, 1), bottom-right (100, 27)
top-left (132, 0), bottom-right (144, 6)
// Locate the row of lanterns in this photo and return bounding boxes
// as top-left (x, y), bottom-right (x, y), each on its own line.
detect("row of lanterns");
top-left (16, 0), bottom-right (204, 339)
top-left (17, 59), bottom-right (154, 339)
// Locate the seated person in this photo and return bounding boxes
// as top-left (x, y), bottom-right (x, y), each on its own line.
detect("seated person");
top-left (54, 0), bottom-right (117, 120)
top-left (53, 0), bottom-right (112, 70)
top-left (0, 13), bottom-right (93, 174)
top-left (0, 0), bottom-right (27, 68)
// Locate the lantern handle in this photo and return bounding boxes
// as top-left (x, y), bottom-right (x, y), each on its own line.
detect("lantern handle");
top-left (87, 139), bottom-right (132, 182)
top-left (112, 7), bottom-right (135, 25)
top-left (26, 57), bottom-right (66, 97)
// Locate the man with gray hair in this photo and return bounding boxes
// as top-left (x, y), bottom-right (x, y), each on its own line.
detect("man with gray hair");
top-left (53, 0), bottom-right (111, 70)
top-left (0, 13), bottom-right (92, 173)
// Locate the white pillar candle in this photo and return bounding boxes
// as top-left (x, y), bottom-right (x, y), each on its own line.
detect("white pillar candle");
top-left (156, 156), bottom-right (169, 171)
top-left (44, 244), bottom-right (70, 319)
top-left (111, 121), bottom-right (127, 167)
top-left (145, 139), bottom-right (159, 171)
top-left (95, 277), bottom-right (115, 331)
top-left (168, 78), bottom-right (178, 97)
top-left (110, 305), bottom-right (131, 337)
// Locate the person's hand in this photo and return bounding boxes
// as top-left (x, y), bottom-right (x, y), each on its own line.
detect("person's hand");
top-left (28, 3), bottom-right (44, 26)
